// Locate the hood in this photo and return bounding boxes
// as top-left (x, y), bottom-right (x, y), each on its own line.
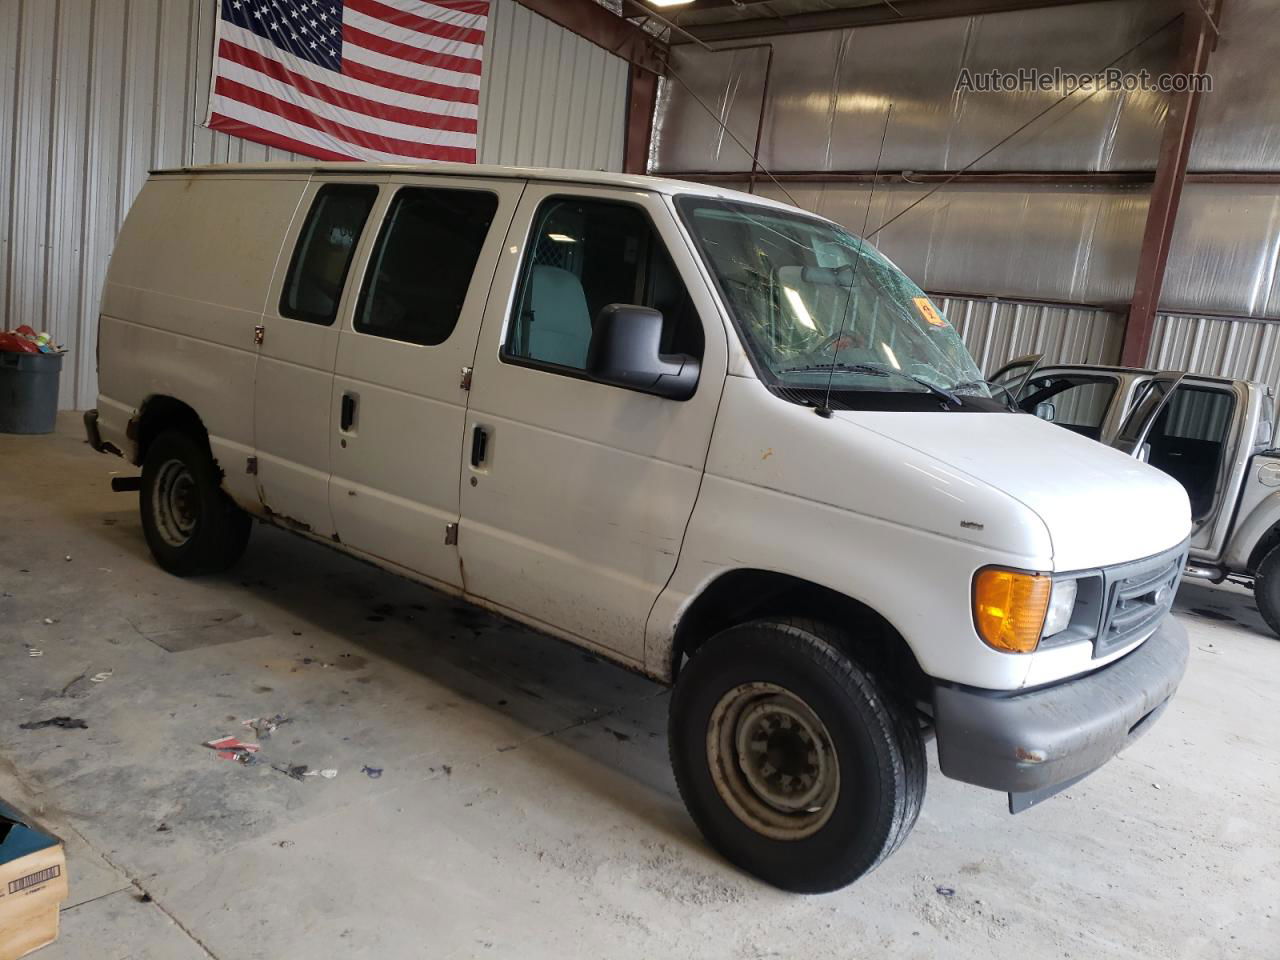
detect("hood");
top-left (844, 409), bottom-right (1192, 570)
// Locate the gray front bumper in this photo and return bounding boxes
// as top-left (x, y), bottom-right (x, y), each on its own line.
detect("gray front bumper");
top-left (933, 617), bottom-right (1189, 799)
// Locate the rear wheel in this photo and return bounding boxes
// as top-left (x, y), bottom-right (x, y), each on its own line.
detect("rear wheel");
top-left (669, 618), bottom-right (926, 893)
top-left (140, 429), bottom-right (251, 576)
top-left (1254, 544), bottom-right (1280, 638)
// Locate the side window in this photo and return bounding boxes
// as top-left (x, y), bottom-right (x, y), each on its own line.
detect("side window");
top-left (1021, 375), bottom-right (1117, 440)
top-left (280, 184), bottom-right (378, 325)
top-left (356, 187), bottom-right (499, 346)
top-left (503, 197), bottom-right (703, 373)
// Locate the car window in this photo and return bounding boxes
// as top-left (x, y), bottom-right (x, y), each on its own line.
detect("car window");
top-left (504, 197), bottom-right (703, 373)
top-left (1021, 374), bottom-right (1117, 440)
top-left (355, 187), bottom-right (499, 346)
top-left (280, 184), bottom-right (378, 325)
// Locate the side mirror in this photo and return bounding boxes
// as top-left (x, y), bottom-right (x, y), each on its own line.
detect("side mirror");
top-left (586, 304), bottom-right (700, 401)
top-left (1034, 401), bottom-right (1056, 422)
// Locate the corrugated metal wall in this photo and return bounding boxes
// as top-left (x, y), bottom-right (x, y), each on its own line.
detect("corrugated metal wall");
top-left (0, 0), bottom-right (629, 410)
top-left (933, 295), bottom-right (1124, 374)
top-left (478, 0), bottom-right (627, 170)
top-left (1151, 314), bottom-right (1280, 388)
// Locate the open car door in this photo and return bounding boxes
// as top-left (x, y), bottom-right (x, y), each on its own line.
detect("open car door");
top-left (1113, 372), bottom-right (1186, 458)
top-left (988, 354), bottom-right (1044, 406)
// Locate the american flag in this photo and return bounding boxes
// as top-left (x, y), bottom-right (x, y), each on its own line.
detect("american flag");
top-left (206, 0), bottom-right (488, 163)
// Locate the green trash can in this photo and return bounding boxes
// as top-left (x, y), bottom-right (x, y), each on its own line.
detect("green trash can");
top-left (0, 352), bottom-right (64, 435)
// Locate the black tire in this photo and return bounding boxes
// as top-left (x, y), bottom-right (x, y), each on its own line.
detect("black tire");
top-left (1254, 544), bottom-right (1280, 638)
top-left (669, 618), bottom-right (926, 893)
top-left (140, 428), bottom-right (251, 577)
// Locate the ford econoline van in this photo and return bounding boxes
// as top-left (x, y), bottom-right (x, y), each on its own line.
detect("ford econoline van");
top-left (85, 163), bottom-right (1191, 892)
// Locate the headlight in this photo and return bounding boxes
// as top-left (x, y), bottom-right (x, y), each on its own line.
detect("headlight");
top-left (973, 569), bottom-right (1051, 653)
top-left (1042, 578), bottom-right (1078, 638)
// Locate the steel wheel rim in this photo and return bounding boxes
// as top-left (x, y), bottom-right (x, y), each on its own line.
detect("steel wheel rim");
top-left (707, 682), bottom-right (840, 840)
top-left (153, 458), bottom-right (200, 547)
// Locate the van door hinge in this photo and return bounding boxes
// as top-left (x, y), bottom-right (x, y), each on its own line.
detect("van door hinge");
top-left (459, 366), bottom-right (472, 391)
top-left (444, 522), bottom-right (458, 545)
top-left (246, 456), bottom-right (258, 475)
top-left (254, 324), bottom-right (265, 346)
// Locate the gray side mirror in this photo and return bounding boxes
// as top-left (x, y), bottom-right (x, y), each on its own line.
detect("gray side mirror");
top-left (1034, 401), bottom-right (1056, 422)
top-left (586, 304), bottom-right (700, 401)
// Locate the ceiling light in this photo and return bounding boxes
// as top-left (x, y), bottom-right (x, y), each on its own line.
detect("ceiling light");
top-left (648, 0), bottom-right (695, 7)
top-left (547, 233), bottom-right (577, 243)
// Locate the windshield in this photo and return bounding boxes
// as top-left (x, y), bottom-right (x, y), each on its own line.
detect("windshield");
top-left (676, 196), bottom-right (992, 407)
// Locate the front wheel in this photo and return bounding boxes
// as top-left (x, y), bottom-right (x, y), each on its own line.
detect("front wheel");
top-left (1254, 544), bottom-right (1280, 638)
top-left (669, 618), bottom-right (926, 893)
top-left (140, 429), bottom-right (251, 576)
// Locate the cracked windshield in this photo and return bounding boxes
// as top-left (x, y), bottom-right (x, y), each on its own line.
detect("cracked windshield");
top-left (677, 197), bottom-right (991, 402)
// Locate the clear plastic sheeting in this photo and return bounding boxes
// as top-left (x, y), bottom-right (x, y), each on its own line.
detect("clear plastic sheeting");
top-left (1165, 186), bottom-right (1280, 320)
top-left (1150, 314), bottom-right (1280, 392)
top-left (934, 295), bottom-right (1125, 374)
top-left (652, 0), bottom-right (1176, 175)
top-left (1191, 0), bottom-right (1280, 172)
top-left (651, 45), bottom-right (771, 173)
top-left (741, 180), bottom-right (1149, 308)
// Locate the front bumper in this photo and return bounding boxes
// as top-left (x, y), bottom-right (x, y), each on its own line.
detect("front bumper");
top-left (932, 616), bottom-right (1188, 808)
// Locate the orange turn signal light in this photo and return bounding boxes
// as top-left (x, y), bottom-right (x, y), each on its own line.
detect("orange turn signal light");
top-left (973, 569), bottom-right (1051, 654)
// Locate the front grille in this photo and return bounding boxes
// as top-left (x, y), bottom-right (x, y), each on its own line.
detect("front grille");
top-left (1094, 543), bottom-right (1186, 658)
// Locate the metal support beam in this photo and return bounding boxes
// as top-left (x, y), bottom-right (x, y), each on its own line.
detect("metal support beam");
top-left (660, 169), bottom-right (1158, 185)
top-left (1120, 5), bottom-right (1219, 367)
top-left (623, 65), bottom-right (658, 174)
top-left (511, 0), bottom-right (665, 74)
top-left (665, 0), bottom-right (1111, 44)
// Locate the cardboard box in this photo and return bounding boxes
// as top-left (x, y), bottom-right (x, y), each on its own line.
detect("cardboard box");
top-left (0, 801), bottom-right (67, 960)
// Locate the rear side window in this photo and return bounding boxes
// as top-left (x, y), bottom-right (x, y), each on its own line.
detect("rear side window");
top-left (280, 184), bottom-right (378, 325)
top-left (355, 187), bottom-right (499, 346)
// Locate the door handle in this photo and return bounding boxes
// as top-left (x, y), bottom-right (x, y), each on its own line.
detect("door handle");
top-left (470, 425), bottom-right (488, 467)
top-left (341, 393), bottom-right (357, 432)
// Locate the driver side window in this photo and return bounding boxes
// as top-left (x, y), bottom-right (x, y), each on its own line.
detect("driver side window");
top-left (503, 197), bottom-right (702, 373)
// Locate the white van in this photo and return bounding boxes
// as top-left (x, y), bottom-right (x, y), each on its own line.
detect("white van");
top-left (85, 163), bottom-right (1191, 892)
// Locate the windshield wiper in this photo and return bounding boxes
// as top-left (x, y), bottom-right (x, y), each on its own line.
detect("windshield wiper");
top-left (952, 377), bottom-right (1019, 411)
top-left (779, 362), bottom-right (963, 407)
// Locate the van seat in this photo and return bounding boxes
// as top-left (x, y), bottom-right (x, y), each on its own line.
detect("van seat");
top-left (528, 265), bottom-right (591, 368)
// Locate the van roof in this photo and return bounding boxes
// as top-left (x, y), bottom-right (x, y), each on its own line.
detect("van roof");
top-left (149, 161), bottom-right (810, 218)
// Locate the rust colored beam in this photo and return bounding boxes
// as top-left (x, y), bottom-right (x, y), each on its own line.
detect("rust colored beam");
top-left (666, 0), bottom-right (1112, 44)
top-left (1120, 6), bottom-right (1218, 367)
top-left (623, 65), bottom-right (658, 174)
top-left (511, 0), bottom-right (665, 74)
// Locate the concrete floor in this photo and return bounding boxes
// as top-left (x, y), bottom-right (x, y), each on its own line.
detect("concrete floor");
top-left (1, 414), bottom-right (1277, 960)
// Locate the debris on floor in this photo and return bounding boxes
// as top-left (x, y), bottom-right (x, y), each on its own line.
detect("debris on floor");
top-left (204, 735), bottom-right (260, 763)
top-left (361, 765), bottom-right (383, 779)
top-left (272, 764), bottom-right (310, 782)
top-left (936, 885), bottom-right (956, 898)
top-left (304, 768), bottom-right (338, 780)
top-left (89, 670), bottom-right (112, 683)
top-left (243, 714), bottom-right (290, 739)
top-left (18, 717), bottom-right (88, 730)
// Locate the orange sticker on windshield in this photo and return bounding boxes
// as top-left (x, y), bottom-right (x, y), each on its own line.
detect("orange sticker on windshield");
top-left (913, 297), bottom-right (945, 326)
